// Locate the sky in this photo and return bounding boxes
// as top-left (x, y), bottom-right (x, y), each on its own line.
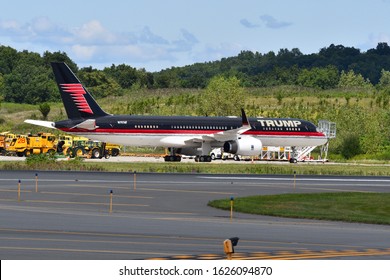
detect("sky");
top-left (1, 0), bottom-right (390, 72)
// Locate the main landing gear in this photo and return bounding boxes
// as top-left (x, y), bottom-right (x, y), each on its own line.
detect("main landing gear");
top-left (194, 155), bottom-right (212, 162)
top-left (194, 141), bottom-right (212, 162)
top-left (164, 148), bottom-right (181, 162)
top-left (164, 155), bottom-right (182, 162)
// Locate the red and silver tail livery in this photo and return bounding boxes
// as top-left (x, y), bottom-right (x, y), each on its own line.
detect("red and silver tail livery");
top-left (51, 62), bottom-right (108, 119)
top-left (60, 84), bottom-right (93, 115)
top-left (25, 62), bottom-right (328, 162)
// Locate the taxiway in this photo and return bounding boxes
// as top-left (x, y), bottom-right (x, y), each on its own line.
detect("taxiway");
top-left (0, 171), bottom-right (389, 259)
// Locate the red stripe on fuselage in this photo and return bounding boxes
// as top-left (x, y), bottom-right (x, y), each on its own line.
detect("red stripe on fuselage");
top-left (58, 127), bottom-right (325, 137)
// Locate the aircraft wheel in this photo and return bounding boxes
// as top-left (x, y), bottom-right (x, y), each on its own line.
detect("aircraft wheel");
top-left (164, 155), bottom-right (180, 162)
top-left (199, 155), bottom-right (212, 162)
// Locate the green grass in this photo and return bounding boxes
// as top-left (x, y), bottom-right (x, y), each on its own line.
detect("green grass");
top-left (3, 160), bottom-right (390, 176)
top-left (208, 192), bottom-right (390, 225)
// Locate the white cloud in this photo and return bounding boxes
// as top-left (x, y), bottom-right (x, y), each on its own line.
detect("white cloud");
top-left (71, 44), bottom-right (97, 60)
top-left (181, 29), bottom-right (198, 44)
top-left (171, 29), bottom-right (199, 52)
top-left (359, 33), bottom-right (390, 51)
top-left (193, 42), bottom-right (243, 63)
top-left (74, 20), bottom-right (117, 44)
top-left (0, 19), bottom-right (21, 33)
top-left (30, 17), bottom-right (56, 34)
top-left (137, 26), bottom-right (168, 45)
top-left (0, 16), bottom-right (232, 71)
top-left (240, 19), bottom-right (260, 29)
top-left (260, 15), bottom-right (292, 29)
top-left (0, 17), bottom-right (72, 44)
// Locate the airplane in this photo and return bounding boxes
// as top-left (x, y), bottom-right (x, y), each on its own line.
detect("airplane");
top-left (25, 62), bottom-right (328, 162)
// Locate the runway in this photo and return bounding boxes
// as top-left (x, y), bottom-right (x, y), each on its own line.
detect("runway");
top-left (0, 171), bottom-right (389, 259)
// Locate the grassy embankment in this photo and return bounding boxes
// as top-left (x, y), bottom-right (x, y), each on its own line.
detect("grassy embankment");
top-left (2, 157), bottom-right (390, 176)
top-left (208, 192), bottom-right (390, 225)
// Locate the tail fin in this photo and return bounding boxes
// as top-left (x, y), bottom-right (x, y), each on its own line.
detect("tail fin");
top-left (51, 62), bottom-right (108, 119)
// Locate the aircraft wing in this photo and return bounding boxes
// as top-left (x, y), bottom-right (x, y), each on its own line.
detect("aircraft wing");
top-left (189, 109), bottom-right (252, 143)
top-left (160, 136), bottom-right (198, 146)
top-left (160, 110), bottom-right (251, 147)
top-left (204, 109), bottom-right (251, 142)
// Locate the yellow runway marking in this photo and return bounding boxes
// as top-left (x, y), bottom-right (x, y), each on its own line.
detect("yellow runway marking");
top-left (2, 228), bottom-right (386, 260)
top-left (148, 248), bottom-right (390, 260)
top-left (173, 255), bottom-right (196, 259)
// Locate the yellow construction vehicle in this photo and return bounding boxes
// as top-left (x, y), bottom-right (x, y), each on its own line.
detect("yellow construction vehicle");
top-left (7, 133), bottom-right (57, 157)
top-left (85, 140), bottom-right (110, 159)
top-left (65, 136), bottom-right (121, 159)
top-left (106, 143), bottom-right (120, 157)
top-left (5, 132), bottom-right (121, 158)
top-left (56, 135), bottom-right (74, 155)
top-left (0, 132), bottom-right (18, 155)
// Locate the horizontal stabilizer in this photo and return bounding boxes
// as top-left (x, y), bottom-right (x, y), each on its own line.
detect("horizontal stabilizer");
top-left (24, 120), bottom-right (55, 129)
top-left (72, 119), bottom-right (97, 130)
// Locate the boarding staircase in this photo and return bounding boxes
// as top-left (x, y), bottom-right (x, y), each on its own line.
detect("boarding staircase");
top-left (260, 120), bottom-right (336, 162)
top-left (294, 120), bottom-right (336, 162)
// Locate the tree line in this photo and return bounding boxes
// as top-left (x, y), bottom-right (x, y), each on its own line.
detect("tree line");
top-left (2, 43), bottom-right (390, 104)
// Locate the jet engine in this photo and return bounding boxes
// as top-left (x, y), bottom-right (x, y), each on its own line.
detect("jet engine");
top-left (223, 137), bottom-right (262, 156)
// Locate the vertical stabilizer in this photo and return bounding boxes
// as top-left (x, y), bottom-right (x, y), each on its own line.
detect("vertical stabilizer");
top-left (51, 62), bottom-right (108, 119)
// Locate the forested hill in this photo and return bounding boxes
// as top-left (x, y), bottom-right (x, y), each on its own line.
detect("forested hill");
top-left (2, 42), bottom-right (390, 104)
top-left (156, 43), bottom-right (390, 88)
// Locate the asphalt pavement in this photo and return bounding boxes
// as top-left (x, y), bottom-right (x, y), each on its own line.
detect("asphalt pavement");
top-left (0, 170), bottom-right (389, 259)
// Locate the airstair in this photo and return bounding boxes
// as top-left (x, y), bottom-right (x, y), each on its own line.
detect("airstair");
top-left (260, 120), bottom-right (336, 162)
top-left (296, 146), bottom-right (317, 161)
top-left (317, 120), bottom-right (336, 161)
top-left (260, 146), bottom-right (316, 162)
